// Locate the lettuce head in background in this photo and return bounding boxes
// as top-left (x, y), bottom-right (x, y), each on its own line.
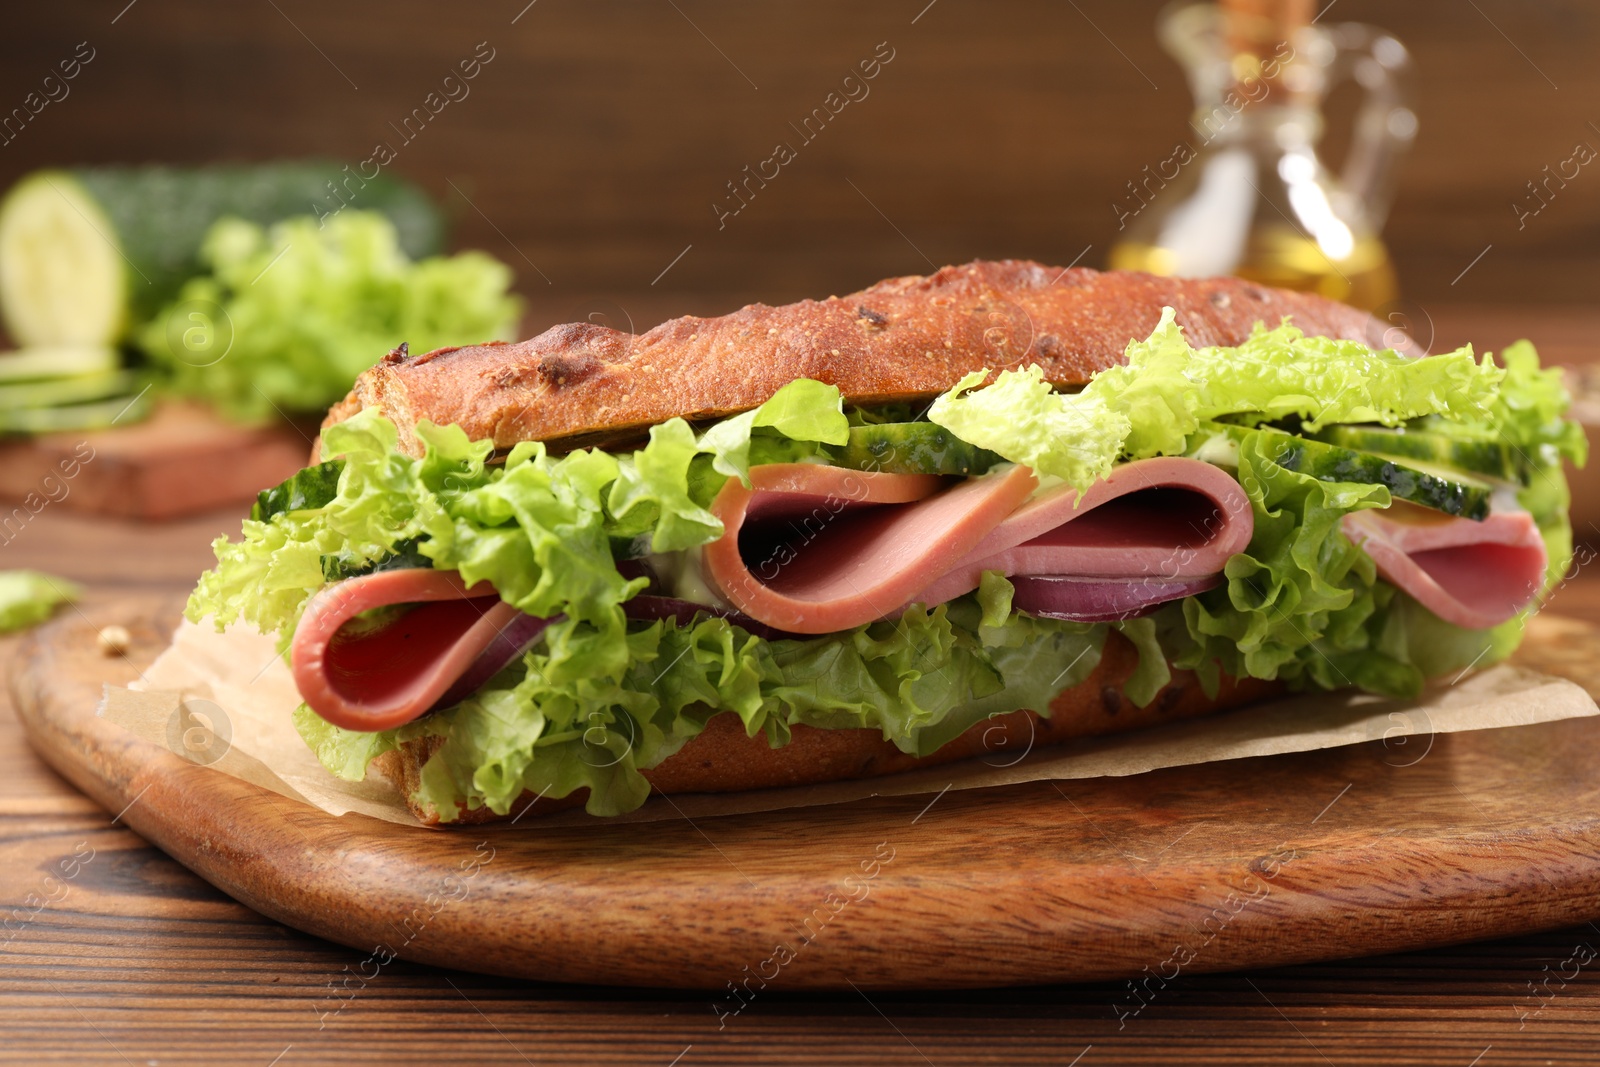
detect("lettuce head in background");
top-left (139, 210), bottom-right (521, 423)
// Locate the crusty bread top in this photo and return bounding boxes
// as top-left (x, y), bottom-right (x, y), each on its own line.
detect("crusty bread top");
top-left (319, 260), bottom-right (1386, 457)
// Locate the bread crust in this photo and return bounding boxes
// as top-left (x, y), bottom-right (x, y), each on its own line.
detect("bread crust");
top-left (318, 261), bottom-right (1385, 458)
top-left (374, 631), bottom-right (1280, 826)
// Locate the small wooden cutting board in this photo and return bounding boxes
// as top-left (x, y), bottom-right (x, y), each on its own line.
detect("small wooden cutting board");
top-left (0, 401), bottom-right (308, 520)
top-left (11, 596), bottom-right (1600, 990)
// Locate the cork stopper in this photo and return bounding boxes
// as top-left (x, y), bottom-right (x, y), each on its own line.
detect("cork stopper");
top-left (1220, 0), bottom-right (1310, 91)
top-left (1221, 0), bottom-right (1312, 54)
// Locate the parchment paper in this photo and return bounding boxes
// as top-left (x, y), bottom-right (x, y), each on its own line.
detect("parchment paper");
top-left (101, 618), bottom-right (1599, 828)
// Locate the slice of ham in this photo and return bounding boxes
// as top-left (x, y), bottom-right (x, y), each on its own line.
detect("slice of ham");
top-left (701, 463), bottom-right (1038, 634)
top-left (1342, 501), bottom-right (1547, 629)
top-left (292, 569), bottom-right (545, 732)
top-left (913, 457), bottom-right (1255, 608)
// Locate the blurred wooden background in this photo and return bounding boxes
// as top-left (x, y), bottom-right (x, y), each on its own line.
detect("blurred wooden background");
top-left (0, 0), bottom-right (1596, 338)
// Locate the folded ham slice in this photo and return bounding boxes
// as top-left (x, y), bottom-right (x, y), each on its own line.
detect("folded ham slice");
top-left (700, 456), bottom-right (1253, 633)
top-left (913, 457), bottom-right (1255, 607)
top-left (1341, 501), bottom-right (1547, 629)
top-left (291, 569), bottom-right (542, 732)
top-left (701, 463), bottom-right (1038, 635)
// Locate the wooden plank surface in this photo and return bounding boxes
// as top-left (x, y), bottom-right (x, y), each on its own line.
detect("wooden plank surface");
top-left (1, 1), bottom-right (1597, 313)
top-left (16, 595), bottom-right (1600, 1000)
top-left (2, 311), bottom-right (1600, 1062)
top-left (2, 507), bottom-right (1600, 1063)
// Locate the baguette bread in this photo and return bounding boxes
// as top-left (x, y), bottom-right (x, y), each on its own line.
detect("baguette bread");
top-left (328, 262), bottom-right (1383, 824)
top-left (320, 260), bottom-right (1386, 457)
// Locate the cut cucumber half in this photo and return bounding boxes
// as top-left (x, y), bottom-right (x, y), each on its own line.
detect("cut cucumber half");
top-left (1310, 424), bottom-right (1523, 484)
top-left (0, 369), bottom-right (137, 411)
top-left (0, 389), bottom-right (151, 434)
top-left (0, 163), bottom-right (445, 346)
top-left (0, 345), bottom-right (119, 383)
top-left (1201, 422), bottom-right (1494, 520)
top-left (827, 422), bottom-right (1002, 476)
top-left (0, 173), bottom-right (125, 346)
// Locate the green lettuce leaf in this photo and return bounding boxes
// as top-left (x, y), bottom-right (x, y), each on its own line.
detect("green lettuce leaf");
top-left (606, 419), bottom-right (721, 551)
top-left (929, 307), bottom-right (1512, 496)
top-left (608, 378), bottom-right (848, 552)
top-left (303, 599), bottom-right (1109, 820)
top-left (0, 570), bottom-right (78, 634)
top-left (929, 365), bottom-right (1133, 492)
top-left (1159, 426), bottom-right (1401, 694)
top-left (1480, 340), bottom-right (1588, 465)
top-left (1414, 338), bottom-right (1586, 586)
top-left (139, 210), bottom-right (521, 423)
top-left (190, 410), bottom-right (446, 651)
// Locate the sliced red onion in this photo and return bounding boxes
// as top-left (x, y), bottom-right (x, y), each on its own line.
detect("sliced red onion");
top-left (622, 594), bottom-right (801, 641)
top-left (430, 610), bottom-right (558, 712)
top-left (614, 558), bottom-right (659, 586)
top-left (1010, 574), bottom-right (1222, 623)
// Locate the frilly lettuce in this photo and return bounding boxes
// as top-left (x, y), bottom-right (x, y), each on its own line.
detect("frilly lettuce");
top-left (1158, 426), bottom-right (1403, 695)
top-left (294, 599), bottom-right (1108, 820)
top-left (607, 377), bottom-right (847, 551)
top-left (928, 307), bottom-right (1548, 495)
top-left (1417, 338), bottom-right (1587, 587)
top-left (139, 210), bottom-right (521, 423)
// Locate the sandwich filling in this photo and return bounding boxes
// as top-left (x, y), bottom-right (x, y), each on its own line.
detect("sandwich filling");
top-left (192, 309), bottom-right (1584, 820)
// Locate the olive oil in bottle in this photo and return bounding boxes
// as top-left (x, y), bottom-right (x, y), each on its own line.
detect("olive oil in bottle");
top-left (1111, 228), bottom-right (1398, 311)
top-left (1107, 0), bottom-right (1414, 312)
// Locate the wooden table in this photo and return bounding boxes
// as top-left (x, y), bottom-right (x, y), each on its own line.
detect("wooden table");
top-left (6, 358), bottom-right (1600, 1063)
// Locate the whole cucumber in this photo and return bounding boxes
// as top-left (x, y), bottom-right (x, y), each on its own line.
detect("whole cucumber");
top-left (0, 162), bottom-right (444, 346)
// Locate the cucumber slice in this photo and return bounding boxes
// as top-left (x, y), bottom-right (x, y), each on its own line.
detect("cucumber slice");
top-left (0, 370), bottom-right (137, 411)
top-left (1310, 424), bottom-right (1522, 484)
top-left (0, 164), bottom-right (444, 346)
top-left (0, 389), bottom-right (152, 434)
top-left (1201, 423), bottom-right (1494, 520)
top-left (0, 174), bottom-right (125, 346)
top-left (828, 422), bottom-right (1002, 476)
top-left (251, 460), bottom-right (345, 522)
top-left (0, 345), bottom-right (119, 383)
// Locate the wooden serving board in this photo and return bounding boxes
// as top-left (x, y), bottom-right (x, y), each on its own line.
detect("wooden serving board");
top-left (11, 596), bottom-right (1600, 990)
top-left (0, 401), bottom-right (308, 520)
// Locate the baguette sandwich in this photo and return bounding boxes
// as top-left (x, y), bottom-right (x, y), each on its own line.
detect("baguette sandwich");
top-left (191, 261), bottom-right (1585, 824)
